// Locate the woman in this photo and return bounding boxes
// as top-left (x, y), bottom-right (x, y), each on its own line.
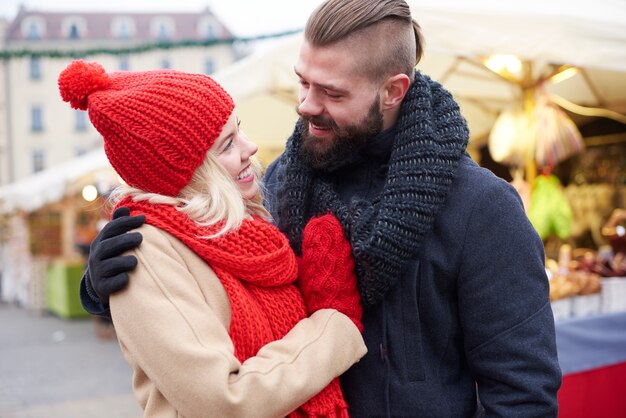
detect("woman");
top-left (58, 60), bottom-right (366, 418)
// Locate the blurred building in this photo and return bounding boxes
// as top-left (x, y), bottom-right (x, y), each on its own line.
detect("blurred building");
top-left (0, 18), bottom-right (7, 187)
top-left (0, 7), bottom-right (242, 308)
top-left (1, 6), bottom-right (239, 186)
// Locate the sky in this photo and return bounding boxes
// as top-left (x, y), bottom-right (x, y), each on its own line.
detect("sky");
top-left (0, 0), bottom-right (323, 37)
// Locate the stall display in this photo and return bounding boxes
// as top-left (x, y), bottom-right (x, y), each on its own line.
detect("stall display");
top-left (551, 216), bottom-right (626, 416)
top-left (549, 241), bottom-right (626, 322)
top-left (528, 174), bottom-right (574, 241)
top-left (602, 208), bottom-right (626, 256)
top-left (548, 245), bottom-right (601, 320)
top-left (564, 183), bottom-right (620, 248)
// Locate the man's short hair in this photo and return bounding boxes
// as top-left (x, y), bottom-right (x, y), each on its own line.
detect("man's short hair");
top-left (304, 0), bottom-right (424, 83)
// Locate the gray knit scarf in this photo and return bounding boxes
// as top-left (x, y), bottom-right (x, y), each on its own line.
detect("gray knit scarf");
top-left (276, 72), bottom-right (469, 307)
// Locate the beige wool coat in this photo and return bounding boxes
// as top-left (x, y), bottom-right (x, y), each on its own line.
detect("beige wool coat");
top-left (110, 224), bottom-right (367, 418)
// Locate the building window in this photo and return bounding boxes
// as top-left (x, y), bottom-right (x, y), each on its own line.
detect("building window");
top-left (61, 16), bottom-right (87, 39)
top-left (157, 24), bottom-right (168, 40)
top-left (69, 24), bottom-right (79, 39)
top-left (22, 16), bottom-right (45, 39)
top-left (160, 58), bottom-right (171, 69)
top-left (33, 150), bottom-right (45, 173)
top-left (27, 23), bottom-right (40, 39)
top-left (205, 25), bottom-right (214, 38)
top-left (150, 17), bottom-right (175, 40)
top-left (31, 106), bottom-right (43, 132)
top-left (75, 110), bottom-right (87, 131)
top-left (111, 17), bottom-right (136, 39)
top-left (204, 58), bottom-right (215, 75)
top-left (118, 56), bottom-right (130, 71)
top-left (29, 56), bottom-right (41, 80)
top-left (198, 16), bottom-right (218, 39)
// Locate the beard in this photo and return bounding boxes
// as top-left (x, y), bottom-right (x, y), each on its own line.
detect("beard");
top-left (298, 97), bottom-right (384, 171)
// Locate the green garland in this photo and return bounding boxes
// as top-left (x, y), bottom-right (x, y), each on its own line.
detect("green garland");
top-left (0, 29), bottom-right (301, 60)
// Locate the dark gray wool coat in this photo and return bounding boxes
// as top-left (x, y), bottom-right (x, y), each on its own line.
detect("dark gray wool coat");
top-left (264, 74), bottom-right (561, 417)
top-left (265, 151), bottom-right (561, 418)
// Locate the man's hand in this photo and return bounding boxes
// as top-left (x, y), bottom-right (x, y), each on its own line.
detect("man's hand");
top-left (85, 207), bottom-right (145, 303)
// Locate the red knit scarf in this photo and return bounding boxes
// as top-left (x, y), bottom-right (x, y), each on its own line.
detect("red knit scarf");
top-left (118, 198), bottom-right (349, 417)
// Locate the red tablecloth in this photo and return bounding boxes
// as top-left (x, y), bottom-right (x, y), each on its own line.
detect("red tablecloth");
top-left (558, 361), bottom-right (626, 418)
top-left (556, 312), bottom-right (626, 418)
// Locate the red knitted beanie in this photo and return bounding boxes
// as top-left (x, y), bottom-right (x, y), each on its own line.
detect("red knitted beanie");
top-left (58, 60), bottom-right (234, 196)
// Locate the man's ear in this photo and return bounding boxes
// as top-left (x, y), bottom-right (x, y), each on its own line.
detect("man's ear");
top-left (381, 74), bottom-right (411, 110)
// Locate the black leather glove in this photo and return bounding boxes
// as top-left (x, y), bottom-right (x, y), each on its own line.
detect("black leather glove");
top-left (84, 207), bottom-right (145, 304)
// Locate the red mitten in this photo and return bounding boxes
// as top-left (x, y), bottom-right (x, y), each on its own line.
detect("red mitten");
top-left (299, 214), bottom-right (363, 332)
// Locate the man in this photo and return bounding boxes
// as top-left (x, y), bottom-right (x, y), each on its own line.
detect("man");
top-left (81, 1), bottom-right (561, 416)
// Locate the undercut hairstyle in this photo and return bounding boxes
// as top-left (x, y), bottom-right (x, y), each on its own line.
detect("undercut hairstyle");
top-left (304, 0), bottom-right (424, 83)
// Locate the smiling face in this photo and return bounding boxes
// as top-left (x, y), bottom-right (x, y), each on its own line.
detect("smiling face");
top-left (210, 113), bottom-right (259, 200)
top-left (294, 40), bottom-right (386, 169)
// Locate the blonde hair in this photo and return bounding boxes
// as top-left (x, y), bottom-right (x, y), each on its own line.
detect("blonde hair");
top-left (109, 153), bottom-right (269, 238)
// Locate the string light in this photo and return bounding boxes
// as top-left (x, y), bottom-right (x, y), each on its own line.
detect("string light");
top-left (0, 30), bottom-right (300, 60)
top-left (81, 185), bottom-right (98, 202)
top-left (483, 54), bottom-right (523, 77)
top-left (550, 66), bottom-right (579, 84)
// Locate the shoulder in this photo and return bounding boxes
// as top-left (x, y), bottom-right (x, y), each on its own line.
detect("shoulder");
top-left (445, 157), bottom-right (544, 263)
top-left (131, 223), bottom-right (189, 261)
top-left (128, 223), bottom-right (219, 287)
top-left (118, 223), bottom-right (232, 324)
top-left (448, 154), bottom-right (524, 213)
top-left (134, 222), bottom-right (173, 242)
top-left (454, 154), bottom-right (514, 194)
top-left (132, 223), bottom-right (222, 274)
top-left (435, 154), bottom-right (534, 249)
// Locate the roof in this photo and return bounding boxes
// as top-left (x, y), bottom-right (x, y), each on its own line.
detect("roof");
top-left (0, 148), bottom-right (112, 214)
top-left (5, 7), bottom-right (233, 42)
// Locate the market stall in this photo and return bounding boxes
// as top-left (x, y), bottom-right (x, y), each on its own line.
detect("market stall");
top-left (0, 148), bottom-right (118, 315)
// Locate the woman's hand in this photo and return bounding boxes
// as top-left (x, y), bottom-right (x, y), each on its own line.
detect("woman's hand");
top-left (298, 214), bottom-right (363, 332)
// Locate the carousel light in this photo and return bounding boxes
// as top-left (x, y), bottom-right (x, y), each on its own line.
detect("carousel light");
top-left (82, 184), bottom-right (98, 202)
top-left (550, 66), bottom-right (579, 84)
top-left (484, 54), bottom-right (522, 77)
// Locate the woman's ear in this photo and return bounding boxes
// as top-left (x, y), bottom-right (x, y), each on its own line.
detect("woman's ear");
top-left (381, 74), bottom-right (411, 111)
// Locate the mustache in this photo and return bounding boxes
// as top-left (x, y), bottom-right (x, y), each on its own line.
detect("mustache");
top-left (295, 108), bottom-right (339, 132)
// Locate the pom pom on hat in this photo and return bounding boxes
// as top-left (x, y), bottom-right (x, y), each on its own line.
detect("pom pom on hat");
top-left (57, 60), bottom-right (235, 196)
top-left (58, 60), bottom-right (110, 110)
